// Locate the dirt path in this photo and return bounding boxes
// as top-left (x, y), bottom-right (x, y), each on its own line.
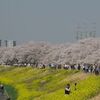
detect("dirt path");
top-left (90, 94), bottom-right (100, 100)
top-left (60, 72), bottom-right (90, 83)
top-left (0, 94), bottom-right (9, 100)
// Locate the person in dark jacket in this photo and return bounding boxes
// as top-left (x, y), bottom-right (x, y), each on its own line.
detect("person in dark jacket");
top-left (65, 83), bottom-right (71, 95)
top-left (74, 83), bottom-right (77, 90)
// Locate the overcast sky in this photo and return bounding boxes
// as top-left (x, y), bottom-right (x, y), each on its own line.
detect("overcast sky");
top-left (0, 0), bottom-right (100, 44)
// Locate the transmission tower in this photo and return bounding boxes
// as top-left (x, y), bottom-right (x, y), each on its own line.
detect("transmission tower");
top-left (91, 22), bottom-right (96, 38)
top-left (75, 21), bottom-right (96, 41)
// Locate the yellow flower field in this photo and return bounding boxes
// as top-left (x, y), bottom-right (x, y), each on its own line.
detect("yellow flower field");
top-left (0, 66), bottom-right (100, 100)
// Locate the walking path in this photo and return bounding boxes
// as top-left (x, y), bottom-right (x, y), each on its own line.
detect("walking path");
top-left (0, 93), bottom-right (9, 100)
top-left (90, 94), bottom-right (100, 100)
top-left (60, 72), bottom-right (90, 83)
top-left (0, 88), bottom-right (10, 100)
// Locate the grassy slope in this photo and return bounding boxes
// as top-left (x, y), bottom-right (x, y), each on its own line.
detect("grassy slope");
top-left (0, 66), bottom-right (100, 100)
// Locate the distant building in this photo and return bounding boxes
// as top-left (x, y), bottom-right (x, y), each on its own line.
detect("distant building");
top-left (0, 40), bottom-right (17, 47)
top-left (8, 40), bottom-right (16, 47)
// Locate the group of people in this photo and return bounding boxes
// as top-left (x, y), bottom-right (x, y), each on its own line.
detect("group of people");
top-left (48, 63), bottom-right (100, 75)
top-left (12, 62), bottom-right (100, 76)
top-left (13, 62), bottom-right (100, 75)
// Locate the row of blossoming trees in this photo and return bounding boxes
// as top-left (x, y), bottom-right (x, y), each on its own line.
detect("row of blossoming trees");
top-left (0, 38), bottom-right (100, 66)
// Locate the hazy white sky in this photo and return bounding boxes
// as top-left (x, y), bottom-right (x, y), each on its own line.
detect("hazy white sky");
top-left (0, 0), bottom-right (100, 44)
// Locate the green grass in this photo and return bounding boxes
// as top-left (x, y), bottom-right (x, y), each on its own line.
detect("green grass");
top-left (0, 66), bottom-right (100, 100)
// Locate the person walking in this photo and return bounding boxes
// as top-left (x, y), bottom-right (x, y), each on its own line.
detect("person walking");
top-left (74, 83), bottom-right (77, 90)
top-left (65, 84), bottom-right (71, 95)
